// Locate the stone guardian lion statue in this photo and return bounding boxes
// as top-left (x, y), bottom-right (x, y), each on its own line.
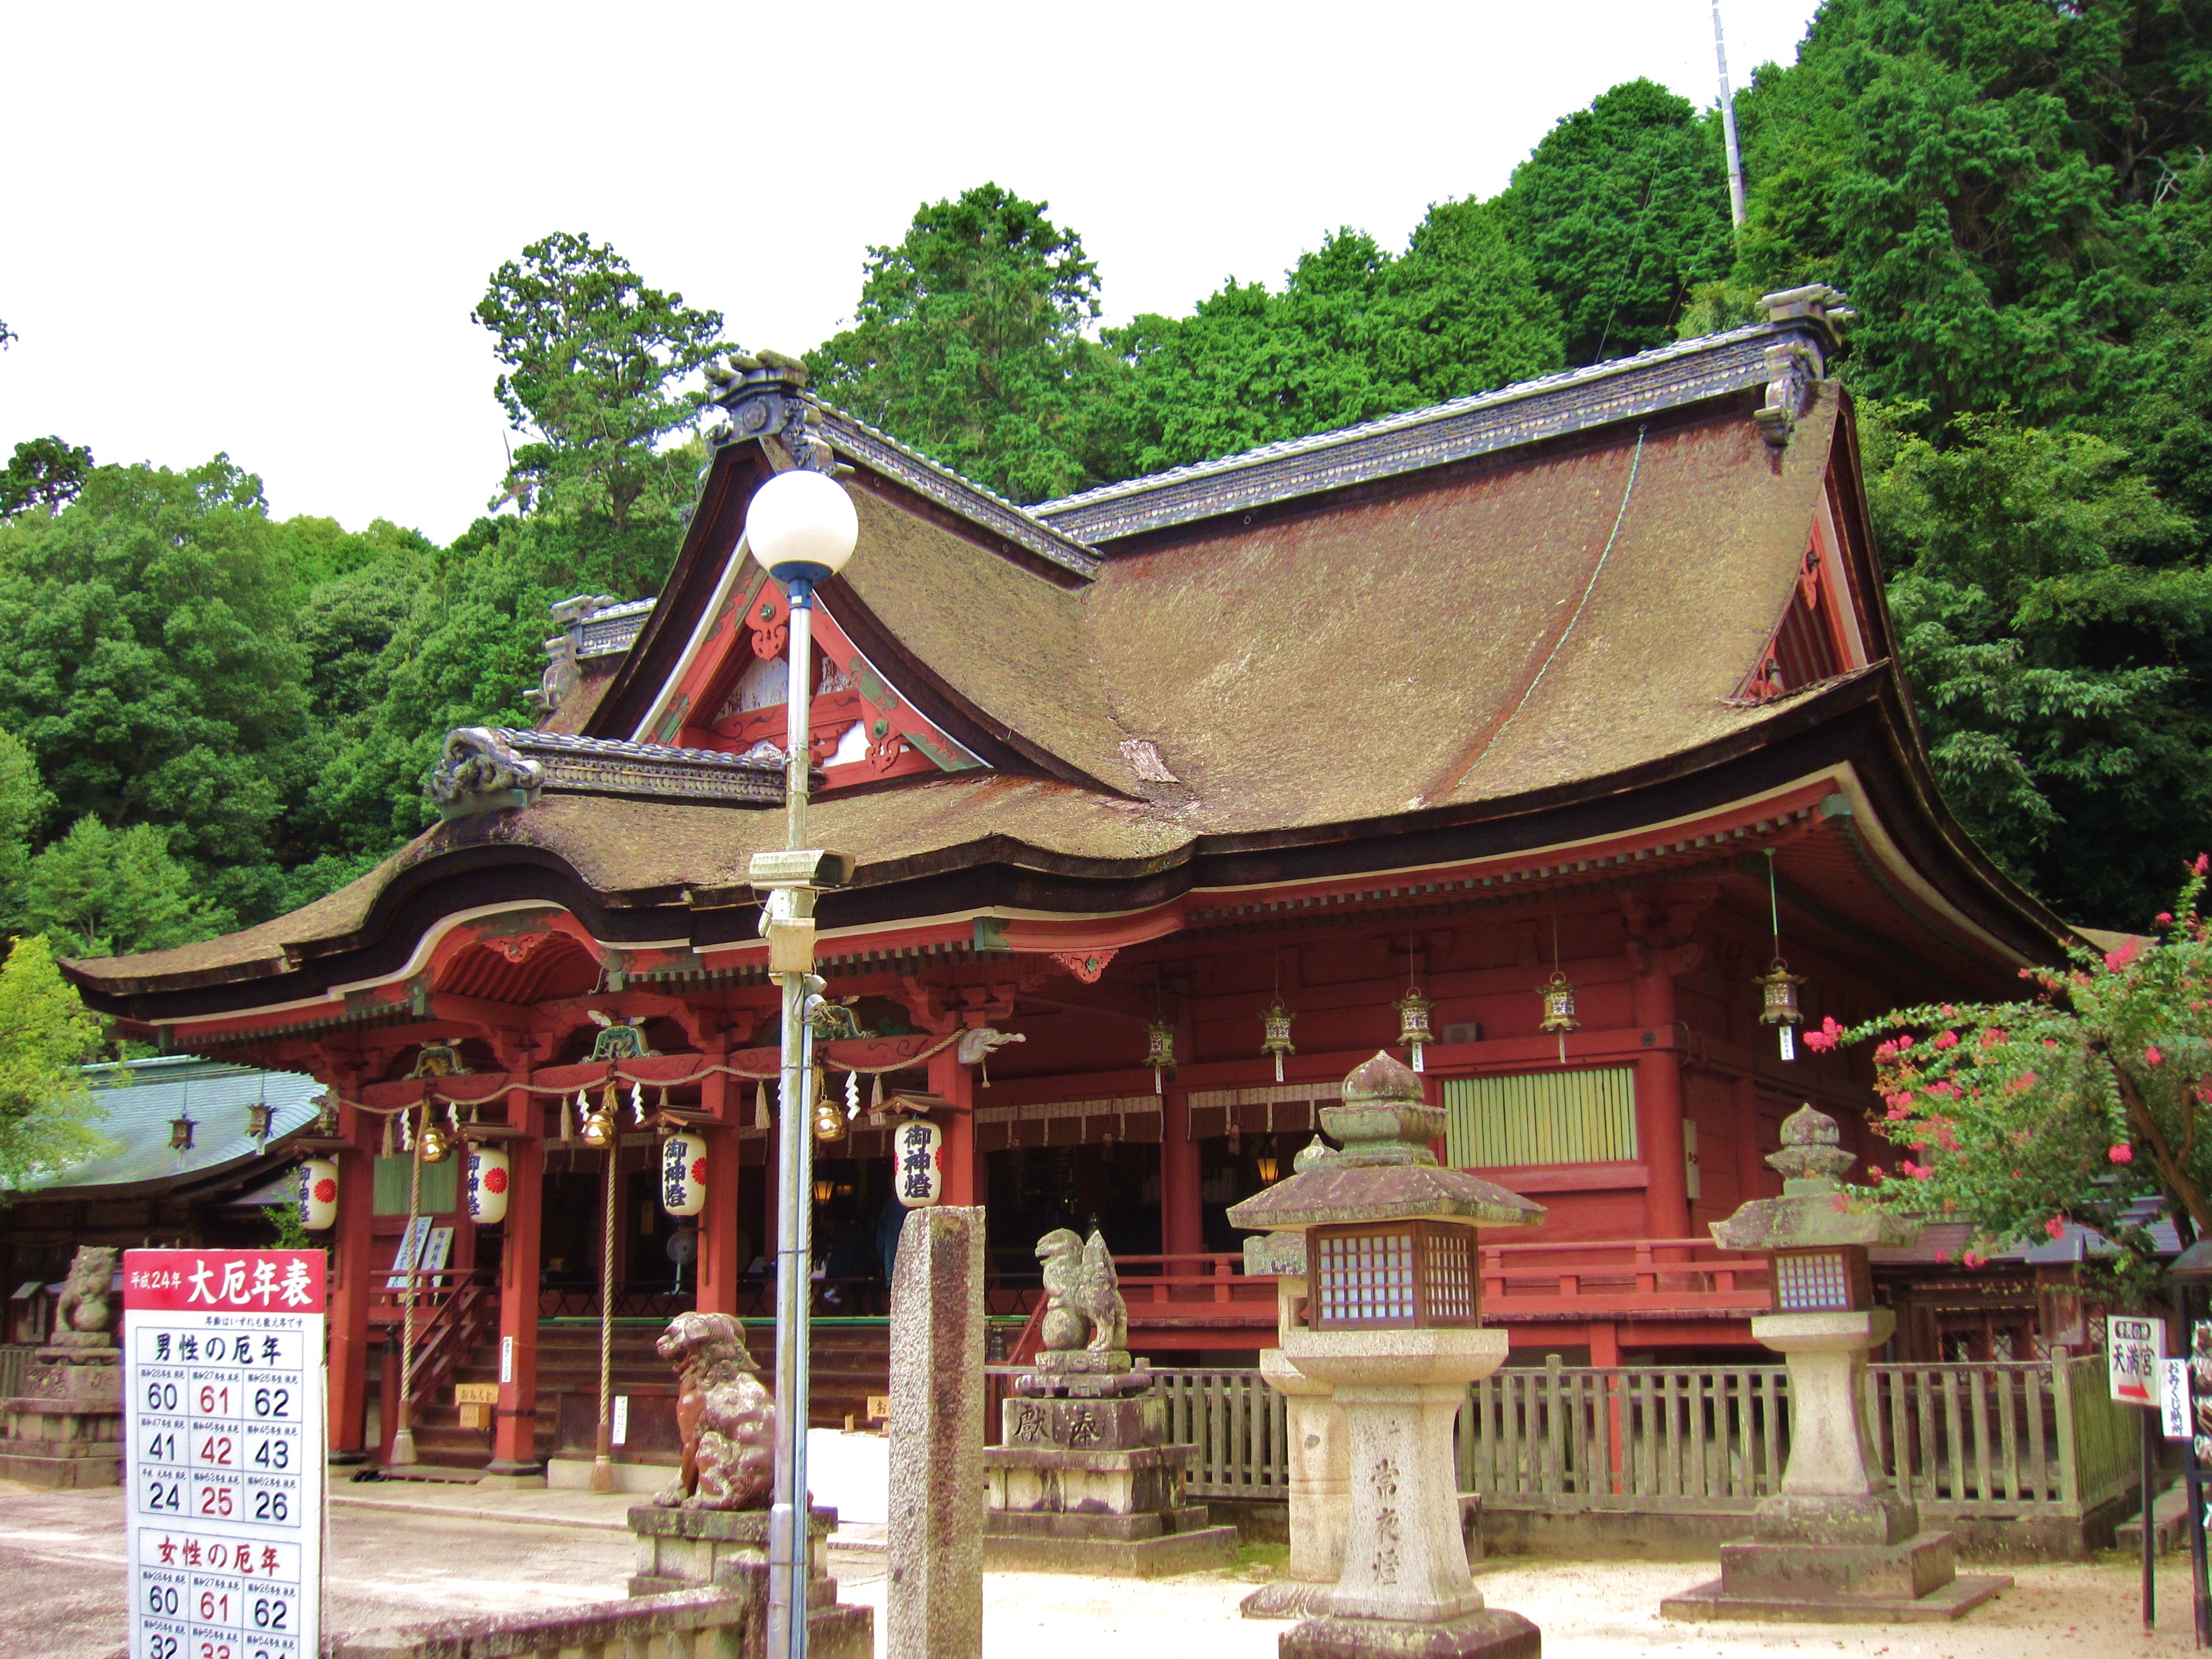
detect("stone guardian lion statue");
top-left (652, 1310), bottom-right (775, 1510)
top-left (1036, 1228), bottom-right (1127, 1353)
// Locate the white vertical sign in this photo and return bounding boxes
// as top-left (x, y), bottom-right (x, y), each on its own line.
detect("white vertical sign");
top-left (126, 1248), bottom-right (326, 1659)
top-left (2164, 1358), bottom-right (2191, 1439)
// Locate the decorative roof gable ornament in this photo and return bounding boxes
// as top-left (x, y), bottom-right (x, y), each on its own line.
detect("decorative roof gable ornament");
top-left (1752, 284), bottom-right (1853, 449)
top-left (703, 353), bottom-right (846, 478)
top-left (525, 592), bottom-right (617, 717)
top-left (427, 728), bottom-right (546, 819)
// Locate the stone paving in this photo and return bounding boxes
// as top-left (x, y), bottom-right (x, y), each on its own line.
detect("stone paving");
top-left (0, 1477), bottom-right (2202, 1659)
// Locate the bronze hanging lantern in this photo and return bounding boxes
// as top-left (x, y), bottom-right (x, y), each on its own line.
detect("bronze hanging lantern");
top-left (1539, 971), bottom-right (1580, 1063)
top-left (812, 1065), bottom-right (847, 1142)
top-left (246, 1102), bottom-right (273, 1141)
top-left (1145, 1019), bottom-right (1176, 1094)
top-left (1395, 988), bottom-right (1435, 1073)
top-left (1758, 960), bottom-right (1806, 1061)
top-left (1261, 1000), bottom-right (1296, 1084)
top-left (417, 1119), bottom-right (452, 1165)
top-left (170, 1113), bottom-right (195, 1151)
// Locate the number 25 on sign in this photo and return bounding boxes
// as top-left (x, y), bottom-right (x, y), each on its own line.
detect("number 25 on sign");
top-left (2109, 1315), bottom-right (2167, 1407)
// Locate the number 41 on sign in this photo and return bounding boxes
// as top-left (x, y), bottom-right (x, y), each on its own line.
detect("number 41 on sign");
top-left (2110, 1315), bottom-right (2167, 1408)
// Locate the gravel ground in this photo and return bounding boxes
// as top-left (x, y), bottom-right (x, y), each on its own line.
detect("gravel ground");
top-left (1, 1480), bottom-right (2201, 1659)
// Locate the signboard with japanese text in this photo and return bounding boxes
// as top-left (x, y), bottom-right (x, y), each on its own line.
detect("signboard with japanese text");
top-left (124, 1249), bottom-right (325, 1659)
top-left (2111, 1315), bottom-right (2166, 1408)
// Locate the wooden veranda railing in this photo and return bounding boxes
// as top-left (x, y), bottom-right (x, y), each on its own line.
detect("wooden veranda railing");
top-left (1145, 1353), bottom-right (2136, 1520)
top-left (1002, 1254), bottom-right (1275, 1364)
top-left (1478, 1238), bottom-right (1772, 1321)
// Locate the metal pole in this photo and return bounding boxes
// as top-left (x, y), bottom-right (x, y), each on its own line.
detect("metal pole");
top-left (2148, 1404), bottom-right (2161, 1629)
top-left (1711, 0), bottom-right (1746, 230)
top-left (767, 586), bottom-right (817, 1659)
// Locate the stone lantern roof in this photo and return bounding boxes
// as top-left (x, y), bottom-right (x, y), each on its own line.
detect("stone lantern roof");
top-left (1226, 1052), bottom-right (1546, 1233)
top-left (1709, 1102), bottom-right (1920, 1253)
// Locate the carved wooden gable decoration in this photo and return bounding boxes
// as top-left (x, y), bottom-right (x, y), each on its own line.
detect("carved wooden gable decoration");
top-left (638, 557), bottom-right (982, 787)
top-left (1729, 464), bottom-right (1870, 706)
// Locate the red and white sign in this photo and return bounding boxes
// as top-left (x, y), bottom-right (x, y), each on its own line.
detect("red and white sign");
top-left (2110, 1315), bottom-right (2166, 1409)
top-left (125, 1250), bottom-right (325, 1659)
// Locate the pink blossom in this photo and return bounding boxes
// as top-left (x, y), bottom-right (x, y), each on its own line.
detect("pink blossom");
top-left (1866, 1165), bottom-right (1886, 1182)
top-left (1911, 1164), bottom-right (1933, 1182)
top-left (1963, 1251), bottom-right (1986, 1269)
top-left (2110, 1144), bottom-right (2135, 1165)
top-left (2043, 1216), bottom-right (2068, 1240)
top-left (1885, 1091), bottom-right (1915, 1111)
top-left (2159, 913), bottom-right (2174, 927)
top-left (1874, 1039), bottom-right (1901, 1061)
top-left (1935, 1031), bottom-right (1960, 1050)
top-left (1830, 1193), bottom-right (1850, 1212)
top-left (1941, 1005), bottom-right (1958, 1018)
top-left (1803, 1016), bottom-right (1843, 1053)
top-left (2146, 1045), bottom-right (2165, 1066)
top-left (2195, 853), bottom-right (2208, 876)
top-left (1933, 1249), bottom-right (1951, 1264)
top-left (2106, 939), bottom-right (2140, 973)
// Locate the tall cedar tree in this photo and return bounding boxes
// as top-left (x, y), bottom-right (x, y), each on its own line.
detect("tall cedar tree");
top-left (806, 185), bottom-right (1122, 504)
top-left (474, 233), bottom-right (726, 531)
top-left (0, 935), bottom-right (107, 1185)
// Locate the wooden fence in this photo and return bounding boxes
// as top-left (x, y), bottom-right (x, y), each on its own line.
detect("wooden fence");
top-left (1153, 1352), bottom-right (2136, 1523)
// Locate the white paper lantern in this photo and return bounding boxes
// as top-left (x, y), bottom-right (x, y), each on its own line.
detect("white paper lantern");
top-left (893, 1118), bottom-right (943, 1208)
top-left (466, 1142), bottom-right (511, 1225)
top-left (662, 1132), bottom-right (707, 1218)
top-left (297, 1158), bottom-right (338, 1232)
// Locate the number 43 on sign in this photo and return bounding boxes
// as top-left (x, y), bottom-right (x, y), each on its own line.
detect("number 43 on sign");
top-left (2110, 1315), bottom-right (2167, 1408)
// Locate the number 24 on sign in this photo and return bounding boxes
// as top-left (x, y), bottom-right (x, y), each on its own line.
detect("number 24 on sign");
top-left (2110, 1315), bottom-right (2166, 1407)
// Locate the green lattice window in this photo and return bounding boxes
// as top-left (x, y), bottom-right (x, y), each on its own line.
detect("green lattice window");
top-left (372, 1154), bottom-right (459, 1216)
top-left (1443, 1068), bottom-right (1639, 1168)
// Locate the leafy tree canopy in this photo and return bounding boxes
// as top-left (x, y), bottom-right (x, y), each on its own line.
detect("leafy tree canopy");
top-left (1499, 78), bottom-right (1734, 364)
top-left (807, 184), bottom-right (1122, 504)
top-left (0, 934), bottom-right (108, 1187)
top-left (474, 232), bottom-right (726, 531)
top-left (0, 438), bottom-right (94, 520)
top-left (16, 814), bottom-right (228, 959)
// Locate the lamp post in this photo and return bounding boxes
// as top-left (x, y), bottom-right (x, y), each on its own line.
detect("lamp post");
top-left (745, 466), bottom-right (859, 1659)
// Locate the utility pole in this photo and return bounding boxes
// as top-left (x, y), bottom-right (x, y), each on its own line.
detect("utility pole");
top-left (1712, 0), bottom-right (1747, 230)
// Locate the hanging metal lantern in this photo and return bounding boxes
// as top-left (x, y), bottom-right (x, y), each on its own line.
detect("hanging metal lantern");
top-left (417, 1118), bottom-right (453, 1164)
top-left (1261, 1000), bottom-right (1296, 1084)
top-left (247, 1102), bottom-right (273, 1141)
top-left (660, 1131), bottom-right (706, 1218)
top-left (1254, 1138), bottom-right (1281, 1185)
top-left (811, 1064), bottom-right (846, 1141)
top-left (1145, 1020), bottom-right (1176, 1094)
top-left (894, 1116), bottom-right (943, 1208)
top-left (466, 1142), bottom-right (510, 1224)
top-left (1538, 971), bottom-right (1579, 1064)
top-left (1758, 959), bottom-right (1806, 1061)
top-left (297, 1158), bottom-right (338, 1231)
top-left (170, 1113), bottom-right (195, 1151)
top-left (1395, 989), bottom-right (1435, 1073)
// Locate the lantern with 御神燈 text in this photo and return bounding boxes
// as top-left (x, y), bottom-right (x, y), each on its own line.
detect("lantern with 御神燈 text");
top-left (297, 1158), bottom-right (338, 1231)
top-left (894, 1116), bottom-right (943, 1208)
top-left (662, 1131), bottom-right (706, 1218)
top-left (466, 1142), bottom-right (510, 1225)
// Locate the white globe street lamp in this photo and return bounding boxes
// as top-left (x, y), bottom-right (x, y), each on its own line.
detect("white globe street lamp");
top-left (745, 464), bottom-right (857, 1659)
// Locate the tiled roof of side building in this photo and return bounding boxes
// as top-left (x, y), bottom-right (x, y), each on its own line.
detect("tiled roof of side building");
top-left (4, 1055), bottom-right (324, 1195)
top-left (1033, 321), bottom-right (1798, 544)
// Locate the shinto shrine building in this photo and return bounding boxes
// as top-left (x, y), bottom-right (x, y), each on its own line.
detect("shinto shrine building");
top-left (61, 287), bottom-right (2079, 1479)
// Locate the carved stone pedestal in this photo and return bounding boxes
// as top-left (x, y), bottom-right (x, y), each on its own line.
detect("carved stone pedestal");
top-left (0, 1341), bottom-right (124, 1489)
top-left (626, 1504), bottom-right (872, 1658)
top-left (1661, 1311), bottom-right (2010, 1624)
top-left (1276, 1329), bottom-right (1538, 1659)
top-left (982, 1352), bottom-right (1239, 1577)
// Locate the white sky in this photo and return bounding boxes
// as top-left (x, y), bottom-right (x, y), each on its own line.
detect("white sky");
top-left (1, 1), bottom-right (1823, 545)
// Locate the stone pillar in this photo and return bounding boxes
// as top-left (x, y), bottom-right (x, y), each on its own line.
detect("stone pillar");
top-left (488, 1088), bottom-right (545, 1480)
top-left (327, 1105), bottom-right (376, 1459)
top-left (1160, 1087), bottom-right (1202, 1258)
top-left (887, 1205), bottom-right (985, 1659)
top-left (927, 1047), bottom-right (978, 1207)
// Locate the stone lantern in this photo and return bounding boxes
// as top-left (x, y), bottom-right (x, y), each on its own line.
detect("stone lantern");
top-left (1228, 1052), bottom-right (1546, 1659)
top-left (1663, 1104), bottom-right (2011, 1624)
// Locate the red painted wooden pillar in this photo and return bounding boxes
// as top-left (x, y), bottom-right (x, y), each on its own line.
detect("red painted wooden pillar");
top-left (489, 1084), bottom-right (544, 1476)
top-left (697, 1054), bottom-right (740, 1316)
top-left (927, 1043), bottom-right (978, 1207)
top-left (1632, 967), bottom-right (1692, 1240)
top-left (1159, 1087), bottom-right (1202, 1259)
top-left (326, 1105), bottom-right (375, 1457)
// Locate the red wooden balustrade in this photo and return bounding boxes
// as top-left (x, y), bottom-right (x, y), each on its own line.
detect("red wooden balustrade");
top-left (1004, 1253), bottom-right (1278, 1364)
top-left (1479, 1238), bottom-right (1772, 1321)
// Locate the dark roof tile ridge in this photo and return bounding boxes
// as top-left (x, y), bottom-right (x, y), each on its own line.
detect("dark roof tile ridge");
top-left (1030, 323), bottom-right (1778, 518)
top-left (806, 396), bottom-right (1103, 579)
top-left (497, 728), bottom-right (782, 770)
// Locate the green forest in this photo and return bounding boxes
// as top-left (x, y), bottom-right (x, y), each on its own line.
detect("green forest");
top-left (1, 0), bottom-right (2208, 959)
